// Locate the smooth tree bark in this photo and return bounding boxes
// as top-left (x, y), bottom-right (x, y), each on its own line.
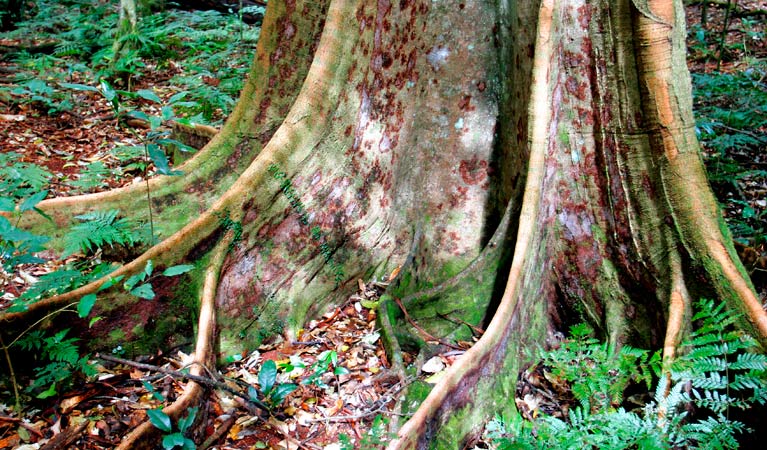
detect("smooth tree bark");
top-left (111, 0), bottom-right (139, 67)
top-left (2, 0), bottom-right (765, 447)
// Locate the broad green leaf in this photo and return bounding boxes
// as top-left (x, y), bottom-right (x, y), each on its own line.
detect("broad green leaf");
top-left (99, 276), bottom-right (124, 292)
top-left (99, 79), bottom-right (117, 102)
top-left (77, 294), bottom-right (97, 318)
top-left (168, 91), bottom-right (188, 104)
top-left (130, 283), bottom-right (155, 300)
top-left (145, 260), bottom-right (154, 277)
top-left (334, 366), bottom-right (350, 376)
top-left (270, 383), bottom-right (297, 404)
top-left (148, 144), bottom-right (182, 176)
top-left (19, 190), bottom-right (48, 212)
top-left (147, 408), bottom-right (172, 433)
top-left (0, 198), bottom-right (15, 212)
top-left (136, 89), bottom-right (162, 103)
top-left (161, 105), bottom-right (175, 121)
top-left (127, 110), bottom-right (150, 123)
top-left (124, 272), bottom-right (145, 291)
top-left (259, 359), bottom-right (277, 394)
top-left (89, 316), bottom-right (102, 328)
top-left (177, 407), bottom-right (198, 433)
top-left (248, 385), bottom-right (259, 401)
top-left (156, 138), bottom-right (196, 153)
top-left (149, 115), bottom-right (163, 130)
top-left (162, 432), bottom-right (187, 449)
top-left (32, 206), bottom-right (53, 222)
top-left (163, 264), bottom-right (195, 276)
top-left (36, 384), bottom-right (57, 399)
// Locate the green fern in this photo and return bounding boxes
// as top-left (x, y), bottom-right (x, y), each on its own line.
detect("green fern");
top-left (487, 299), bottom-right (767, 449)
top-left (63, 209), bottom-right (144, 257)
top-left (670, 299), bottom-right (767, 417)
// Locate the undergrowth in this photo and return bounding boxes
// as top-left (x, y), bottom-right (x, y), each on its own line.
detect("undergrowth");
top-left (487, 299), bottom-right (767, 449)
top-left (0, 1), bottom-right (258, 124)
top-left (693, 57), bottom-right (767, 248)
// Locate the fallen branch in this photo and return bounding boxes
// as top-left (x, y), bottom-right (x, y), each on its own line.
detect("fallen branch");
top-left (95, 353), bottom-right (269, 412)
top-left (39, 421), bottom-right (88, 450)
top-left (199, 409), bottom-right (237, 450)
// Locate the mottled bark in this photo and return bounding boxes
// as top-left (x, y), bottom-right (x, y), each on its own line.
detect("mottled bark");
top-left (2, 0), bottom-right (764, 447)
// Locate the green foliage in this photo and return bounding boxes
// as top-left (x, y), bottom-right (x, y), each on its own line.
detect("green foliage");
top-left (148, 406), bottom-right (198, 450)
top-left (16, 329), bottom-right (96, 399)
top-left (69, 161), bottom-right (114, 193)
top-left (541, 323), bottom-right (653, 413)
top-left (337, 415), bottom-right (392, 449)
top-left (670, 299), bottom-right (767, 415)
top-left (247, 359), bottom-right (298, 409)
top-left (301, 350), bottom-right (350, 388)
top-left (487, 300), bottom-right (767, 449)
top-left (10, 261), bottom-right (115, 312)
top-left (4, 78), bottom-right (73, 114)
top-left (121, 260), bottom-right (195, 300)
top-left (693, 58), bottom-right (767, 246)
top-left (0, 152), bottom-right (52, 199)
top-left (63, 209), bottom-right (146, 257)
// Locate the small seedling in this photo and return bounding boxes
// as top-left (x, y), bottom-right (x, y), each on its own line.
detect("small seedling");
top-left (147, 406), bottom-right (198, 450)
top-left (248, 359), bottom-right (297, 409)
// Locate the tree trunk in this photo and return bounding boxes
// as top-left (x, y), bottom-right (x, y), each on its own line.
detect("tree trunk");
top-left (112, 0), bottom-right (139, 63)
top-left (3, 0), bottom-right (765, 447)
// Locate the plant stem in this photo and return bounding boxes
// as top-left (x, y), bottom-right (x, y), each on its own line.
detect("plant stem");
top-left (717, 0), bottom-right (735, 70)
top-left (0, 334), bottom-right (22, 413)
top-left (142, 143), bottom-right (155, 240)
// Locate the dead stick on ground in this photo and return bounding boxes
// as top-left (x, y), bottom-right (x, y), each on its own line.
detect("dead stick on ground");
top-left (96, 353), bottom-right (269, 412)
top-left (199, 409), bottom-right (237, 450)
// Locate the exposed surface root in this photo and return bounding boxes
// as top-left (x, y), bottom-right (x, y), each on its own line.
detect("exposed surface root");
top-left (115, 236), bottom-right (229, 448)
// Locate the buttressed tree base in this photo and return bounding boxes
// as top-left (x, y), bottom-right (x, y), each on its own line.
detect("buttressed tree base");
top-left (3, 0), bottom-right (766, 447)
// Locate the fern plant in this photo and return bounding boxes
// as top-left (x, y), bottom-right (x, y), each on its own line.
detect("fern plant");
top-left (541, 323), bottom-right (653, 413)
top-left (17, 328), bottom-right (97, 399)
top-left (670, 298), bottom-right (767, 419)
top-left (487, 300), bottom-right (767, 449)
top-left (63, 209), bottom-right (146, 257)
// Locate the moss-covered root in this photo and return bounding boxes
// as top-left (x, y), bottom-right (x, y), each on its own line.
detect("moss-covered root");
top-left (115, 237), bottom-right (229, 449)
top-left (632, 0), bottom-right (767, 344)
top-left (389, 3), bottom-right (555, 444)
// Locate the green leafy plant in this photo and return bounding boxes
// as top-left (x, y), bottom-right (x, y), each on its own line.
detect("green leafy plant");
top-left (338, 415), bottom-right (392, 449)
top-left (486, 300), bottom-right (767, 449)
top-left (63, 209), bottom-right (146, 257)
top-left (3, 78), bottom-right (72, 114)
top-left (69, 161), bottom-right (115, 193)
top-left (16, 329), bottom-right (97, 399)
top-left (541, 323), bottom-right (653, 413)
top-left (247, 359), bottom-right (297, 409)
top-left (301, 350), bottom-right (350, 388)
top-left (147, 406), bottom-right (198, 450)
top-left (123, 260), bottom-right (195, 300)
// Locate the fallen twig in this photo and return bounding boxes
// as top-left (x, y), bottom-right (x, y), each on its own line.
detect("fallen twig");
top-left (199, 409), bottom-right (237, 450)
top-left (95, 353), bottom-right (269, 412)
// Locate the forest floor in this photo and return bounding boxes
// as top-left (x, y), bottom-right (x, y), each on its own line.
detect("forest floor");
top-left (0, 1), bottom-right (766, 449)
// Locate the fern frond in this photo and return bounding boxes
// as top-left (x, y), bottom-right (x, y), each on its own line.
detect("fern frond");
top-left (63, 209), bottom-right (143, 256)
top-left (730, 352), bottom-right (767, 371)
